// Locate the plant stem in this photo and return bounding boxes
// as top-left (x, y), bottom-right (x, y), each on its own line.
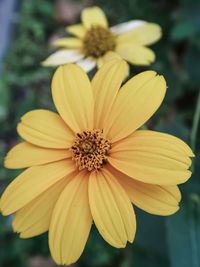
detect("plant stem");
top-left (190, 91), bottom-right (200, 171)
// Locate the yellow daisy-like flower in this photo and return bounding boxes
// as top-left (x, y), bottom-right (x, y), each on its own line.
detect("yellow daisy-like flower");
top-left (1, 60), bottom-right (193, 265)
top-left (42, 6), bottom-right (162, 72)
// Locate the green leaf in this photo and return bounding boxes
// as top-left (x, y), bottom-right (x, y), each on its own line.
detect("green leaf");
top-left (171, 21), bottom-right (196, 41)
top-left (183, 44), bottom-right (200, 88)
top-left (166, 195), bottom-right (200, 267)
top-left (0, 79), bottom-right (10, 120)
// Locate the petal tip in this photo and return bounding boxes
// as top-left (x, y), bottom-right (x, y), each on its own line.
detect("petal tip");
top-left (190, 150), bottom-right (195, 158)
top-left (169, 205), bottom-right (180, 216)
top-left (4, 158), bottom-right (9, 169)
top-left (180, 170), bottom-right (192, 184)
top-left (127, 233), bottom-right (136, 244)
top-left (0, 205), bottom-right (9, 216)
top-left (155, 74), bottom-right (167, 94)
top-left (19, 232), bottom-right (30, 239)
top-left (41, 60), bottom-right (50, 67)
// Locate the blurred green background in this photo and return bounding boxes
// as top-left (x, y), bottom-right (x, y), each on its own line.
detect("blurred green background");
top-left (0, 0), bottom-right (200, 266)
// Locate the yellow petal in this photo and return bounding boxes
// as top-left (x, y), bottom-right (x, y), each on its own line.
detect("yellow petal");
top-left (17, 110), bottom-right (74, 149)
top-left (5, 142), bottom-right (71, 169)
top-left (116, 43), bottom-right (155, 65)
top-left (122, 181), bottom-right (180, 215)
top-left (112, 130), bottom-right (194, 157)
top-left (42, 49), bottom-right (84, 66)
top-left (117, 23), bottom-right (162, 46)
top-left (89, 169), bottom-right (136, 248)
top-left (96, 51), bottom-right (129, 71)
top-left (0, 159), bottom-right (75, 215)
top-left (109, 156), bottom-right (191, 185)
top-left (66, 24), bottom-right (86, 38)
top-left (104, 71), bottom-right (166, 142)
top-left (49, 171), bottom-right (92, 265)
top-left (92, 59), bottom-right (128, 129)
top-left (13, 175), bottom-right (73, 238)
top-left (52, 64), bottom-right (94, 133)
top-left (97, 51), bottom-right (122, 67)
top-left (53, 38), bottom-right (82, 48)
top-left (108, 166), bottom-right (181, 216)
top-left (81, 6), bottom-right (108, 29)
top-left (97, 57), bottom-right (104, 69)
top-left (108, 130), bottom-right (193, 185)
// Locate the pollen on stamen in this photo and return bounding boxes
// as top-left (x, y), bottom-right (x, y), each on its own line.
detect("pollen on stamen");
top-left (70, 129), bottom-right (111, 171)
top-left (82, 26), bottom-right (116, 58)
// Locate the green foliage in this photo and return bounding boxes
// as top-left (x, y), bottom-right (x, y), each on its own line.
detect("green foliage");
top-left (0, 0), bottom-right (200, 266)
top-left (166, 194), bottom-right (200, 267)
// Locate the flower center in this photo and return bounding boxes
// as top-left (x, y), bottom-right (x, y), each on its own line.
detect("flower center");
top-left (71, 129), bottom-right (111, 171)
top-left (82, 26), bottom-right (116, 58)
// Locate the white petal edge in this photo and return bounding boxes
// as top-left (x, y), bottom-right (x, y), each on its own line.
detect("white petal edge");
top-left (42, 50), bottom-right (84, 67)
top-left (76, 57), bottom-right (97, 72)
top-left (110, 20), bottom-right (147, 35)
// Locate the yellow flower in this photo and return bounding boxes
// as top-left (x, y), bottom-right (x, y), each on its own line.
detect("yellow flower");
top-left (42, 6), bottom-right (162, 72)
top-left (1, 60), bottom-right (193, 265)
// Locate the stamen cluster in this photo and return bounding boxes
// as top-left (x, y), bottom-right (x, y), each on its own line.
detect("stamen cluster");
top-left (82, 26), bottom-right (116, 58)
top-left (71, 129), bottom-right (111, 171)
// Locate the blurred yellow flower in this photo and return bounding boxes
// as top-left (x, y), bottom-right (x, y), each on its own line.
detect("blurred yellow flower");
top-left (42, 6), bottom-right (162, 72)
top-left (1, 60), bottom-right (193, 265)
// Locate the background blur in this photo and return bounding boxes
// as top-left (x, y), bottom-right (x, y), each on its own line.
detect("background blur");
top-left (0, 0), bottom-right (200, 266)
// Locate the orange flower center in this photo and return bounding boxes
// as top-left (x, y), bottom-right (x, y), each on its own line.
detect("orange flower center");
top-left (71, 130), bottom-right (111, 171)
top-left (82, 26), bottom-right (116, 58)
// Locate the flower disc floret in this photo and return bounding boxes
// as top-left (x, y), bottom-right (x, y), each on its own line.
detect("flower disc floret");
top-left (71, 129), bottom-right (111, 171)
top-left (82, 26), bottom-right (116, 58)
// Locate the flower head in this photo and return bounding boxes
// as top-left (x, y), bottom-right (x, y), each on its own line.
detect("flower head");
top-left (42, 6), bottom-right (162, 72)
top-left (1, 60), bottom-right (193, 265)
